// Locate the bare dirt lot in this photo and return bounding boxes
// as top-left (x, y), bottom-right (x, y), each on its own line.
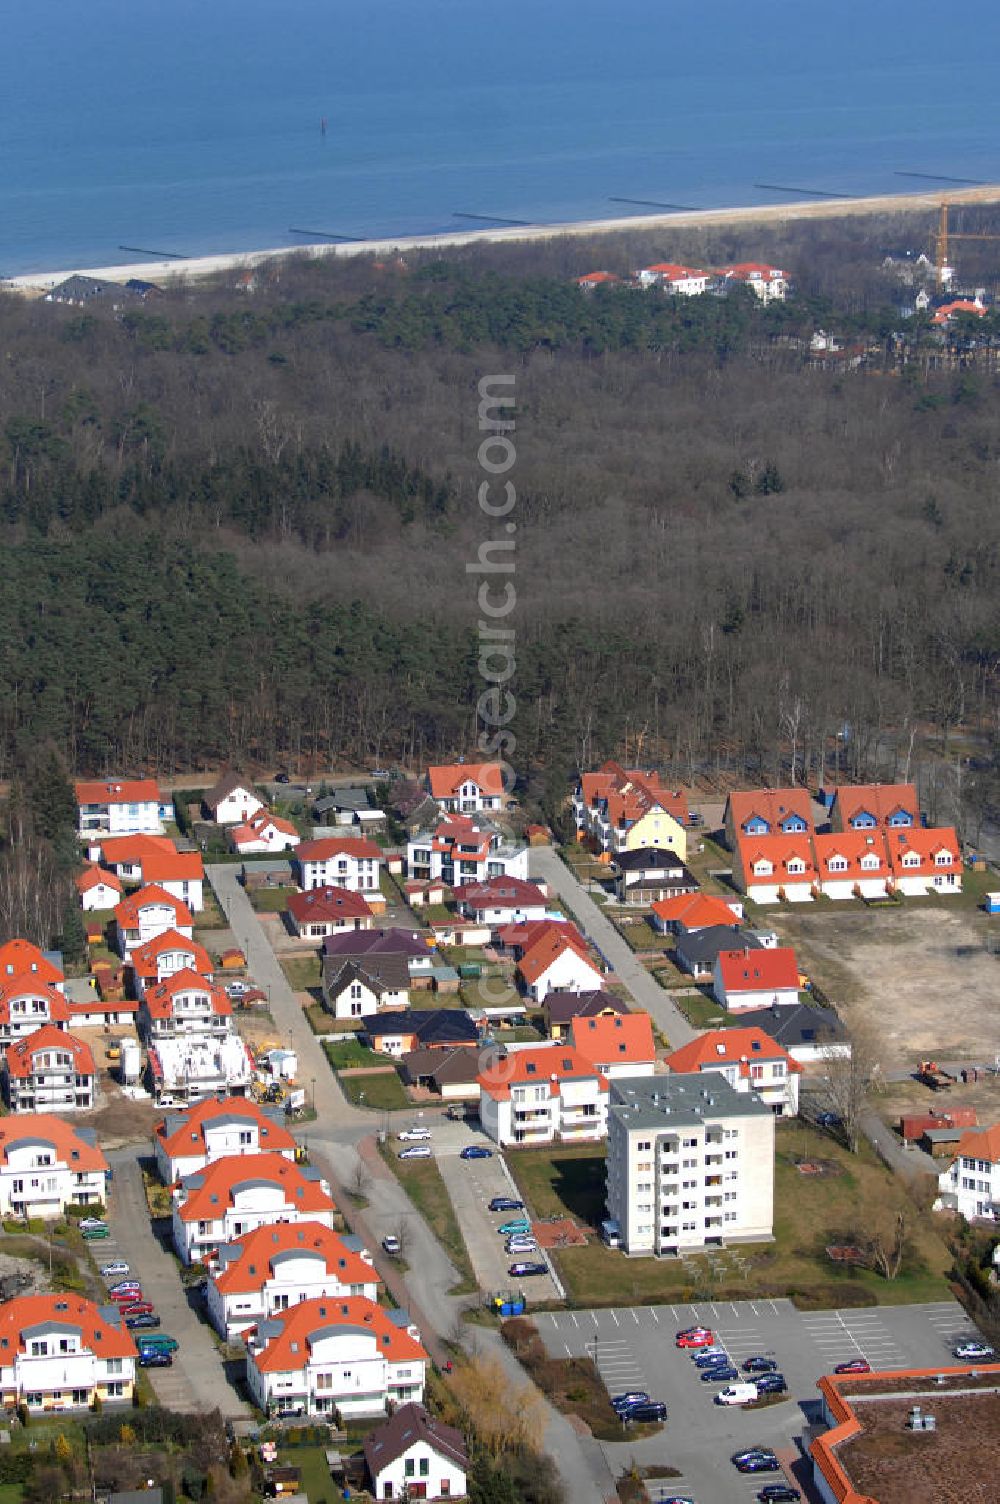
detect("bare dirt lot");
top-left (773, 904), bottom-right (1000, 1071)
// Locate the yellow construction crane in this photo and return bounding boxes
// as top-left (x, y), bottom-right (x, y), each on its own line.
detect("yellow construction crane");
top-left (935, 200), bottom-right (1000, 288)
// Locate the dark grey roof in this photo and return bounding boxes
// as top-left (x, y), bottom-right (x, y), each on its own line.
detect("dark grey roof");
top-left (323, 955), bottom-right (410, 999)
top-left (313, 787), bottom-right (372, 814)
top-left (363, 1010), bottom-right (478, 1048)
top-left (46, 275), bottom-right (131, 303)
top-left (545, 989), bottom-right (628, 1024)
top-left (400, 1045), bottom-right (481, 1086)
top-left (322, 928), bottom-right (429, 962)
top-left (675, 925), bottom-right (759, 967)
top-left (615, 847), bottom-right (689, 875)
top-left (363, 1403), bottom-right (467, 1477)
top-left (205, 770), bottom-right (257, 812)
top-left (732, 1002), bottom-right (847, 1049)
top-left (609, 1071), bottom-right (770, 1132)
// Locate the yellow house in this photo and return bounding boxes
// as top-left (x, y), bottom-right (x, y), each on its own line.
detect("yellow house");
top-left (617, 804), bottom-right (688, 862)
top-left (574, 762), bottom-right (690, 863)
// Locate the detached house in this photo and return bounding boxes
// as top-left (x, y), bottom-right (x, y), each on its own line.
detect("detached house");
top-left (812, 831), bottom-right (891, 900)
top-left (664, 1028), bottom-right (800, 1116)
top-left (113, 884), bottom-right (194, 958)
top-left (171, 1152), bottom-right (336, 1265)
top-left (364, 1403), bottom-right (468, 1503)
top-left (0, 979), bottom-right (70, 1047)
top-left (322, 958), bottom-right (409, 1020)
top-left (4, 1026), bottom-right (97, 1114)
top-left (613, 848), bottom-right (697, 906)
top-left (245, 1295), bottom-right (427, 1419)
top-left (452, 876), bottom-right (548, 931)
top-left (936, 1124), bottom-right (1000, 1220)
top-left (155, 1095), bottom-right (296, 1181)
top-left (138, 968), bottom-right (233, 1043)
top-left (129, 931), bottom-right (213, 997)
top-left (294, 838), bottom-right (383, 904)
top-left (230, 809), bottom-right (301, 854)
top-left (207, 1221), bottom-right (379, 1340)
top-left (0, 1115), bottom-right (108, 1218)
top-left (0, 1294), bottom-right (137, 1414)
top-left (139, 847), bottom-right (205, 913)
top-left (516, 925), bottom-right (604, 1003)
top-left (568, 1012), bottom-right (656, 1079)
top-left (713, 946), bottom-right (800, 1012)
top-left (362, 1010), bottom-right (479, 1060)
top-left (75, 865), bottom-right (123, 912)
top-left (0, 941), bottom-right (64, 994)
top-left (574, 762), bottom-right (689, 862)
top-left (204, 772), bottom-right (264, 826)
top-left (287, 887), bottom-right (375, 940)
top-left (829, 782), bottom-right (918, 833)
top-left (724, 788), bottom-right (813, 850)
top-left (544, 988), bottom-right (629, 1041)
top-left (322, 930), bottom-right (434, 988)
top-left (885, 826), bottom-right (962, 896)
top-left (427, 761), bottom-right (505, 814)
top-left (407, 815), bottom-right (529, 886)
top-left (478, 1044), bottom-right (609, 1147)
top-left (651, 892), bottom-right (744, 936)
top-left (75, 778), bottom-right (164, 838)
top-left (675, 924), bottom-right (760, 982)
top-left (637, 262), bottom-right (711, 295)
top-left (734, 833), bottom-right (817, 904)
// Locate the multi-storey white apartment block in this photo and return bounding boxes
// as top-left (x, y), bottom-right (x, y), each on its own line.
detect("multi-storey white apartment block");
top-left (936, 1124), bottom-right (1000, 1220)
top-left (0, 1115), bottom-right (108, 1219)
top-left (4, 1026), bottom-right (97, 1113)
top-left (478, 1045), bottom-right (609, 1148)
top-left (0, 1295), bottom-right (137, 1413)
top-left (171, 1152), bottom-right (336, 1265)
top-left (605, 1073), bottom-right (774, 1257)
top-left (154, 1095), bottom-right (297, 1181)
top-left (207, 1220), bottom-right (379, 1339)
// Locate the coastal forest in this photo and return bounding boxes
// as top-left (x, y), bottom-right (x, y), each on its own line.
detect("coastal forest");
top-left (3, 208), bottom-right (1000, 828)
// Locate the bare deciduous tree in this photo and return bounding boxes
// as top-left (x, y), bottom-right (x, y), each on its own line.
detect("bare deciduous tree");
top-left (816, 1018), bottom-right (882, 1155)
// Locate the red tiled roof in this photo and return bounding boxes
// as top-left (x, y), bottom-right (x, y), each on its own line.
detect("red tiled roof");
top-left (75, 864), bottom-right (123, 896)
top-left (737, 832), bottom-right (817, 881)
top-left (156, 1094), bottom-right (295, 1160)
top-left (250, 1295), bottom-right (425, 1374)
top-left (141, 849), bottom-right (205, 883)
top-left (651, 893), bottom-right (740, 930)
top-left (831, 783), bottom-right (918, 826)
top-left (812, 830), bottom-right (890, 878)
top-left (0, 1293), bottom-right (135, 1361)
top-left (114, 884), bottom-right (193, 932)
top-left (130, 930), bottom-right (213, 980)
top-left (142, 967), bottom-right (231, 1020)
top-left (75, 778), bottom-right (161, 807)
top-left (642, 262), bottom-right (707, 279)
top-left (953, 1123), bottom-right (1000, 1164)
top-left (0, 1113), bottom-right (107, 1172)
top-left (727, 788), bottom-right (813, 833)
top-left (295, 837), bottom-right (382, 861)
top-left (5, 1024), bottom-right (95, 1080)
top-left (0, 940), bottom-right (64, 988)
top-left (478, 1043), bottom-right (608, 1102)
top-left (577, 271), bottom-right (619, 286)
top-left (568, 1012), bottom-right (655, 1066)
top-left (932, 299), bottom-right (986, 324)
top-left (665, 1027), bottom-right (800, 1077)
top-left (213, 1221), bottom-right (377, 1295)
top-left (287, 887), bottom-right (374, 923)
top-left (427, 762), bottom-right (505, 800)
top-left (232, 810), bottom-right (299, 845)
top-left (518, 929), bottom-right (599, 987)
top-left (884, 826), bottom-right (961, 878)
top-left (96, 834), bottom-right (176, 865)
top-left (0, 978), bottom-right (70, 1028)
top-left (175, 1152), bottom-right (335, 1223)
top-left (452, 877), bottom-right (546, 908)
top-left (717, 946), bottom-right (799, 993)
top-left (580, 761), bottom-right (689, 829)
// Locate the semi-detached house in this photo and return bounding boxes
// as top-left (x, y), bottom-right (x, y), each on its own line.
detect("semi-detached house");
top-left (573, 761), bottom-right (689, 862)
top-left (207, 1220), bottom-right (379, 1339)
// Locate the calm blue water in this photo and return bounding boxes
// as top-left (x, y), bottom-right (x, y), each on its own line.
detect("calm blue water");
top-left (1, 0), bottom-right (999, 274)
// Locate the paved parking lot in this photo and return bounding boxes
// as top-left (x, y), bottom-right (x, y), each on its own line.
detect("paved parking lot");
top-left (539, 1297), bottom-right (986, 1504)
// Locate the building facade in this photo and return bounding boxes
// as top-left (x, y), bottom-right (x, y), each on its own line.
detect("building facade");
top-left (0, 1295), bottom-right (136, 1413)
top-left (207, 1221), bottom-right (379, 1339)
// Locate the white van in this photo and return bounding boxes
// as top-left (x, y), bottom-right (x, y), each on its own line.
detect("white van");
top-left (715, 1382), bottom-right (759, 1406)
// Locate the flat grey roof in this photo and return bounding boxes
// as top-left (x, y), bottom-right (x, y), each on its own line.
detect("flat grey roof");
top-left (608, 1071), bottom-right (770, 1131)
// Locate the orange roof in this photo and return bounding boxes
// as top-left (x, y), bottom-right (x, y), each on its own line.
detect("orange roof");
top-left (0, 940), bottom-right (63, 987)
top-left (427, 762), bottom-right (505, 800)
top-left (114, 884), bottom-right (194, 932)
top-left (0, 978), bottom-right (70, 1028)
top-left (250, 1295), bottom-right (426, 1374)
top-left (884, 825), bottom-right (961, 878)
top-left (478, 1043), bottom-right (608, 1101)
top-left (737, 832), bottom-right (817, 881)
top-left (141, 849), bottom-right (205, 883)
top-left (75, 778), bottom-right (161, 807)
top-left (157, 1095), bottom-right (295, 1161)
top-left (430, 814), bottom-right (493, 856)
top-left (130, 930), bottom-right (213, 980)
top-left (5, 1024), bottom-right (95, 1080)
top-left (75, 864), bottom-right (123, 896)
top-left (812, 830), bottom-right (890, 878)
top-left (142, 967), bottom-right (231, 1021)
top-left (0, 1113), bottom-right (107, 1172)
top-left (717, 946), bottom-right (800, 993)
top-left (580, 761), bottom-right (688, 829)
top-left (642, 262), bottom-right (706, 279)
top-left (577, 271), bottom-right (619, 285)
top-left (720, 262), bottom-right (785, 279)
top-left (295, 837), bottom-right (382, 861)
top-left (651, 893), bottom-right (739, 930)
top-left (97, 834), bottom-right (176, 865)
top-left (176, 1152), bottom-right (335, 1223)
top-left (213, 1220), bottom-right (377, 1296)
top-left (932, 299), bottom-right (986, 324)
top-left (664, 1027), bottom-right (800, 1078)
top-left (0, 1293), bottom-right (135, 1362)
top-left (832, 783), bottom-right (918, 826)
top-left (569, 1011), bottom-right (656, 1066)
top-left (727, 788), bottom-right (813, 834)
top-left (516, 927), bottom-right (599, 987)
top-left (499, 919), bottom-right (588, 954)
top-left (232, 810), bottom-right (299, 845)
top-left (952, 1122), bottom-right (1000, 1164)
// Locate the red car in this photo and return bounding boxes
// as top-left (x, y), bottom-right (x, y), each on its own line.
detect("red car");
top-left (109, 1289), bottom-right (143, 1306)
top-left (833, 1358), bottom-right (871, 1375)
top-left (121, 1301), bottom-right (154, 1317)
top-left (675, 1327), bottom-right (714, 1349)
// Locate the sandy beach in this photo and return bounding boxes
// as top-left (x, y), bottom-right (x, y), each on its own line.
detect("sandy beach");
top-left (6, 184), bottom-right (1000, 294)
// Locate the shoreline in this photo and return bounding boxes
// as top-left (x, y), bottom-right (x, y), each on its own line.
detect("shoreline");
top-left (6, 184), bottom-right (1000, 293)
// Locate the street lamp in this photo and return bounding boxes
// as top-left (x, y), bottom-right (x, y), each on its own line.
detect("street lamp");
top-left (311, 1076), bottom-right (316, 1114)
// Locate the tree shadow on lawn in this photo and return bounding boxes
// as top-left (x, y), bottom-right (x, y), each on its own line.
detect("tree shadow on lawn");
top-left (547, 1156), bottom-right (607, 1228)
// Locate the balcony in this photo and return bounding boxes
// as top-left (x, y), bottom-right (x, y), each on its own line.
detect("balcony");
top-left (705, 1175), bottom-right (722, 1188)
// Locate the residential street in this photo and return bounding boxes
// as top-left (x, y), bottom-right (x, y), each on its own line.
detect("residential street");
top-left (529, 847), bottom-right (696, 1047)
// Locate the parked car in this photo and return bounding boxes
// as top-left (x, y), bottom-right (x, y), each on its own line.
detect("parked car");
top-left (732, 1448), bottom-right (777, 1466)
top-left (757, 1486), bottom-right (801, 1502)
top-left (139, 1350), bottom-right (173, 1368)
top-left (399, 1145), bottom-right (432, 1160)
top-left (660, 1498), bottom-right (695, 1504)
top-left (460, 1145), bottom-right (492, 1160)
top-left (700, 1365), bottom-right (738, 1383)
top-left (689, 1345), bottom-right (727, 1362)
top-left (126, 1313), bottom-right (161, 1331)
top-left (381, 1235), bottom-right (402, 1257)
top-left (676, 1327), bottom-right (714, 1348)
top-left (833, 1358), bottom-right (871, 1375)
top-left (693, 1351), bottom-right (731, 1368)
top-left (79, 1217), bottom-right (107, 1232)
top-left (498, 1218), bottom-right (531, 1236)
top-left (398, 1127), bottom-right (431, 1142)
top-left (816, 1111), bottom-right (841, 1128)
top-left (508, 1261), bottom-right (547, 1277)
top-left (488, 1197), bottom-right (524, 1212)
top-left (138, 1335), bottom-right (178, 1354)
top-left (754, 1374), bottom-right (787, 1395)
top-left (505, 1241), bottom-right (537, 1256)
top-left (82, 1224), bottom-right (110, 1240)
top-left (274, 771), bottom-right (291, 783)
top-left (107, 1281), bottom-right (141, 1298)
top-left (121, 1302), bottom-right (154, 1317)
top-left (716, 1383), bottom-right (760, 1406)
top-left (100, 1262), bottom-right (130, 1280)
top-left (622, 1401), bottom-right (666, 1423)
top-left (954, 1341), bottom-right (995, 1361)
top-left (610, 1391), bottom-right (649, 1412)
top-left (109, 1289), bottom-right (144, 1307)
top-left (735, 1456), bottom-right (781, 1474)
top-left (742, 1356), bottom-right (779, 1374)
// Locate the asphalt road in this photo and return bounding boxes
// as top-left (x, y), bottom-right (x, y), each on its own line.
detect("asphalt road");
top-left (529, 847), bottom-right (696, 1047)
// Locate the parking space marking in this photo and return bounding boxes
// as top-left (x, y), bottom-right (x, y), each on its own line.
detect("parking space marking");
top-left (611, 1310), bottom-right (619, 1325)
top-left (648, 1307), bottom-right (659, 1322)
top-left (570, 1312), bottom-right (579, 1328)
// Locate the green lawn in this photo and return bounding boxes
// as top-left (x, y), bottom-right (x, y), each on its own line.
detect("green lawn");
top-left (0, 1483), bottom-right (24, 1504)
top-left (324, 1037), bottom-right (384, 1070)
top-left (339, 1070), bottom-right (409, 1110)
top-left (671, 987), bottom-right (733, 1029)
top-left (250, 887), bottom-right (295, 912)
top-left (507, 1123), bottom-right (952, 1309)
top-left (281, 954), bottom-right (322, 991)
top-left (379, 1146), bottom-right (477, 1295)
top-left (280, 1445), bottom-right (334, 1504)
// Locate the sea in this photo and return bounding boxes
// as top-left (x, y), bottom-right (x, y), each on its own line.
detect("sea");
top-left (1, 0), bottom-right (1000, 276)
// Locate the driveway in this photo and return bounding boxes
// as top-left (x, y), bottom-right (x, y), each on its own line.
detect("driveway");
top-left (529, 848), bottom-right (696, 1047)
top-left (104, 1150), bottom-right (250, 1418)
top-left (435, 1143), bottom-right (563, 1303)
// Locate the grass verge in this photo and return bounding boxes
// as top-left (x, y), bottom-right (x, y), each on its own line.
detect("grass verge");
top-left (281, 954), bottom-right (322, 991)
top-left (378, 1144), bottom-right (477, 1295)
top-left (501, 1317), bottom-right (663, 1441)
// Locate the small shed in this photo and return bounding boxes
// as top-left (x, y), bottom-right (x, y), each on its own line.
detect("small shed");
top-left (985, 892), bottom-right (1000, 914)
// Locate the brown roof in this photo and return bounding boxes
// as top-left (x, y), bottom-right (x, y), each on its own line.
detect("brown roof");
top-left (364, 1402), bottom-right (467, 1476)
top-left (204, 771), bottom-right (258, 813)
top-left (544, 989), bottom-right (628, 1024)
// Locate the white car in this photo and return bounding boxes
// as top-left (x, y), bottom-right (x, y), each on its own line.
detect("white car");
top-left (399, 1145), bottom-right (432, 1160)
top-left (382, 1235), bottom-right (402, 1256)
top-left (79, 1217), bottom-right (107, 1232)
top-left (506, 1240), bottom-right (538, 1255)
top-left (954, 1341), bottom-right (995, 1362)
top-left (398, 1127), bottom-right (431, 1142)
top-left (100, 1261), bottom-right (130, 1280)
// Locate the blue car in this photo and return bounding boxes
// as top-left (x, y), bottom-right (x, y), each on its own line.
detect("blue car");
top-left (460, 1145), bottom-right (492, 1160)
top-left (693, 1351), bottom-right (731, 1368)
top-left (700, 1365), bottom-right (738, 1383)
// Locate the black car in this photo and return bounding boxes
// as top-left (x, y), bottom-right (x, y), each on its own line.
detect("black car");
top-left (611, 1391), bottom-right (650, 1412)
top-left (700, 1365), bottom-right (738, 1382)
top-left (508, 1261), bottom-right (547, 1277)
top-left (742, 1356), bottom-right (779, 1374)
top-left (757, 1487), bottom-right (800, 1503)
top-left (139, 1350), bottom-right (173, 1368)
top-left (126, 1313), bottom-right (161, 1330)
top-left (622, 1401), bottom-right (666, 1423)
top-left (489, 1196), bottom-right (525, 1212)
top-left (736, 1456), bottom-right (781, 1475)
top-left (733, 1448), bottom-right (777, 1466)
top-left (274, 771), bottom-right (290, 784)
top-left (754, 1374), bottom-right (787, 1395)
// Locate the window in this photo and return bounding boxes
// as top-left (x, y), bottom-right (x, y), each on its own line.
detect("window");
top-left (419, 1459), bottom-right (429, 1478)
top-left (29, 1341), bottom-right (47, 1357)
top-left (405, 1461), bottom-right (415, 1479)
top-left (773, 1062), bottom-right (785, 1078)
top-left (682, 1137), bottom-right (698, 1149)
top-left (106, 1359), bottom-right (123, 1375)
top-left (106, 1382), bottom-right (124, 1398)
top-left (749, 1065), bottom-right (764, 1080)
top-left (637, 1140), bottom-right (651, 1152)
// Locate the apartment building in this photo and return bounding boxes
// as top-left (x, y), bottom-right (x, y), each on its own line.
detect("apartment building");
top-left (171, 1152), bottom-right (335, 1265)
top-left (478, 1045), bottom-right (609, 1148)
top-left (207, 1220), bottom-right (379, 1339)
top-left (0, 1295), bottom-right (136, 1413)
top-left (406, 814), bottom-right (529, 886)
top-left (138, 967), bottom-right (233, 1042)
top-left (294, 838), bottom-right (384, 900)
top-left (605, 1073), bottom-right (774, 1257)
top-left (0, 1115), bottom-right (108, 1219)
top-left (4, 1026), bottom-right (97, 1113)
top-left (75, 778), bottom-right (164, 838)
top-left (113, 884), bottom-right (194, 958)
top-left (663, 1028), bottom-right (801, 1115)
top-left (154, 1095), bottom-right (296, 1181)
top-left (935, 1123), bottom-right (1000, 1220)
